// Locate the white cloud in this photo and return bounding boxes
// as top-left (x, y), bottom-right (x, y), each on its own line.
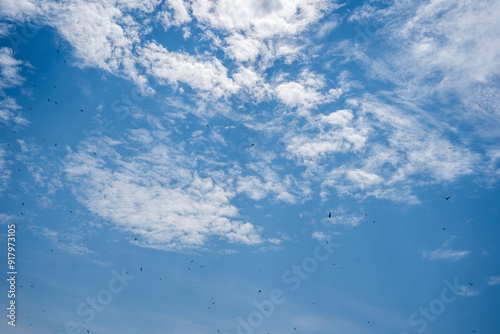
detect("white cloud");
top-left (311, 231), bottom-right (327, 241)
top-left (422, 238), bottom-right (470, 261)
top-left (138, 41), bottom-right (239, 98)
top-left (191, 0), bottom-right (332, 39)
top-left (488, 276), bottom-right (500, 286)
top-left (0, 47), bottom-right (24, 89)
top-left (457, 285), bottom-right (480, 297)
top-left (275, 70), bottom-right (341, 111)
top-left (64, 136), bottom-right (263, 251)
top-left (224, 34), bottom-right (263, 62)
top-left (0, 0), bottom-right (37, 18)
top-left (158, 0), bottom-right (191, 28)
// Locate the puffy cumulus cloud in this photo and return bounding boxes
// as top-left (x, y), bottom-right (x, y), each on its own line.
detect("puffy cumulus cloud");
top-left (191, 0), bottom-right (333, 39)
top-left (282, 92), bottom-right (483, 204)
top-left (64, 134), bottom-right (263, 252)
top-left (345, 169), bottom-right (382, 190)
top-left (158, 0), bottom-right (191, 28)
top-left (0, 0), bottom-right (37, 18)
top-left (0, 0), bottom-right (342, 104)
top-left (138, 41), bottom-right (240, 98)
top-left (0, 0), bottom-right (151, 87)
top-left (327, 208), bottom-right (364, 227)
top-left (488, 276), bottom-right (500, 286)
top-left (284, 108), bottom-right (368, 161)
top-left (44, 1), bottom-right (148, 86)
top-left (275, 70), bottom-right (342, 111)
top-left (422, 248), bottom-right (470, 261)
top-left (190, 0), bottom-right (340, 74)
top-left (224, 34), bottom-right (263, 62)
top-left (232, 66), bottom-right (271, 101)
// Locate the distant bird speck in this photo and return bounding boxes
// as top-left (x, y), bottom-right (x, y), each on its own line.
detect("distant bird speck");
top-left (445, 196), bottom-right (451, 200)
top-left (329, 212), bottom-right (331, 218)
top-left (250, 144), bottom-right (255, 146)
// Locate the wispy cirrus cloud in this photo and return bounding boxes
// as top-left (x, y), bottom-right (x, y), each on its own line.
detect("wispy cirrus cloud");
top-left (422, 238), bottom-right (470, 261)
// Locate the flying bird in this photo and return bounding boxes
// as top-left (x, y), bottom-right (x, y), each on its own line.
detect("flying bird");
top-left (469, 282), bottom-right (474, 286)
top-left (442, 228), bottom-right (446, 230)
top-left (328, 212), bottom-right (331, 218)
top-left (250, 144), bottom-right (255, 146)
top-left (80, 109), bottom-right (84, 112)
top-left (258, 290), bottom-right (261, 293)
top-left (444, 196), bottom-right (451, 200)
top-left (140, 267), bottom-right (142, 272)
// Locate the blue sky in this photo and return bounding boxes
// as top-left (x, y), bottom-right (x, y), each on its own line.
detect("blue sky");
top-left (0, 0), bottom-right (499, 333)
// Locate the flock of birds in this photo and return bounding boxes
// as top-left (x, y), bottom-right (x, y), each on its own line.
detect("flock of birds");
top-left (11, 50), bottom-right (478, 331)
top-left (17, 155), bottom-right (473, 332)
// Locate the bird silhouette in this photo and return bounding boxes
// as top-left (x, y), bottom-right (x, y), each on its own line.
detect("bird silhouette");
top-left (329, 212), bottom-right (331, 218)
top-left (140, 267), bottom-right (142, 272)
top-left (250, 144), bottom-right (255, 146)
top-left (444, 196), bottom-right (451, 200)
